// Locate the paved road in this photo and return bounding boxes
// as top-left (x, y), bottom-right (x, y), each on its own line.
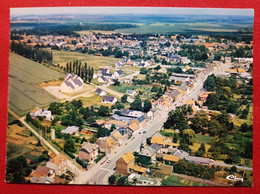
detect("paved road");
top-left (72, 62), bottom-right (217, 185)
top-left (212, 162), bottom-right (252, 171)
top-left (19, 116), bottom-right (84, 176)
top-left (98, 84), bottom-right (124, 98)
top-left (172, 173), bottom-right (229, 186)
top-left (73, 109), bottom-right (169, 184)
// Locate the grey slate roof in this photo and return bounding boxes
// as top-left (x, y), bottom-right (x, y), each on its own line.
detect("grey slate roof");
top-left (61, 126), bottom-right (79, 134)
top-left (100, 76), bottom-right (107, 82)
top-left (137, 115), bottom-right (146, 123)
top-left (103, 73), bottom-right (113, 77)
top-left (139, 147), bottom-right (156, 157)
top-left (96, 88), bottom-right (103, 95)
top-left (116, 70), bottom-right (124, 75)
top-left (64, 73), bottom-right (84, 89)
top-left (126, 90), bottom-right (135, 95)
top-left (173, 149), bottom-right (189, 159)
top-left (110, 114), bottom-right (133, 122)
top-left (150, 143), bottom-right (161, 152)
top-left (64, 80), bottom-right (75, 89)
top-left (102, 96), bottom-right (116, 102)
top-left (80, 142), bottom-right (99, 153)
top-left (99, 68), bottom-right (109, 74)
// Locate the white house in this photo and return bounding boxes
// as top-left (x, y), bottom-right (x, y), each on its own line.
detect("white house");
top-left (101, 96), bottom-right (117, 104)
top-left (98, 68), bottom-right (109, 76)
top-left (30, 107), bottom-right (42, 118)
top-left (93, 73), bottom-right (98, 79)
top-left (98, 76), bottom-right (108, 83)
top-left (181, 57), bottom-right (191, 64)
top-left (30, 107), bottom-right (54, 121)
top-left (126, 90), bottom-right (137, 97)
top-left (61, 126), bottom-right (79, 135)
top-left (113, 70), bottom-right (124, 78)
top-left (42, 110), bottom-right (54, 121)
top-left (95, 88), bottom-right (106, 96)
top-left (60, 73), bottom-right (84, 94)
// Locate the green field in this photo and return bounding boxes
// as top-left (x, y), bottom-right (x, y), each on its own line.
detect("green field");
top-left (116, 22), bottom-right (241, 34)
top-left (161, 175), bottom-right (206, 186)
top-left (52, 50), bottom-right (119, 71)
top-left (233, 105), bottom-right (253, 126)
top-left (110, 84), bottom-right (152, 94)
top-left (195, 134), bottom-right (213, 144)
top-left (8, 52), bottom-right (63, 115)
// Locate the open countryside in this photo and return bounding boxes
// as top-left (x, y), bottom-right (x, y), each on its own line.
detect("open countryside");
top-left (52, 50), bottom-right (119, 70)
top-left (9, 52), bottom-right (64, 115)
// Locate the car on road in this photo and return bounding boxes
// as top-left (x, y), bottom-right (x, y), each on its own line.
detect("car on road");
top-left (106, 160), bottom-right (111, 163)
top-left (143, 131), bottom-right (146, 134)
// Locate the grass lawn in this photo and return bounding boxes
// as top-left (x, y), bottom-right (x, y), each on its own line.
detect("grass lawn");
top-left (233, 105), bottom-right (253, 126)
top-left (161, 175), bottom-right (206, 186)
top-left (76, 92), bottom-right (115, 108)
top-left (110, 84), bottom-right (152, 97)
top-left (190, 142), bottom-right (211, 152)
top-left (241, 158), bottom-right (253, 168)
top-left (164, 129), bottom-right (175, 134)
top-left (9, 52), bottom-right (63, 116)
top-left (52, 50), bottom-right (119, 71)
top-left (135, 74), bottom-right (146, 79)
top-left (76, 95), bottom-right (102, 107)
top-left (122, 66), bottom-right (141, 71)
top-left (195, 134), bottom-right (213, 144)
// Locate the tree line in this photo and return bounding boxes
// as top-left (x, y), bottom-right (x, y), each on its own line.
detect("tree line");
top-left (65, 60), bottom-right (94, 83)
top-left (11, 23), bottom-right (138, 36)
top-left (10, 41), bottom-right (53, 63)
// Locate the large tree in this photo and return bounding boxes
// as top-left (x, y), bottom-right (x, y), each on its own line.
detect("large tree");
top-left (64, 138), bottom-right (76, 153)
top-left (190, 110), bottom-right (208, 133)
top-left (130, 96), bottom-right (143, 111)
top-left (181, 129), bottom-right (195, 145)
top-left (163, 108), bottom-right (189, 130)
top-left (143, 100), bottom-right (152, 113)
top-left (121, 95), bottom-right (128, 103)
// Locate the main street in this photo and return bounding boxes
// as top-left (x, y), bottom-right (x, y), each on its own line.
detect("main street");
top-left (72, 63), bottom-right (231, 185)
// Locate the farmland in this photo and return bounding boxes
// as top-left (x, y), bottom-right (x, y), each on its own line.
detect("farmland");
top-left (116, 22), bottom-right (243, 34)
top-left (6, 123), bottom-right (46, 161)
top-left (8, 52), bottom-right (63, 116)
top-left (52, 50), bottom-right (119, 71)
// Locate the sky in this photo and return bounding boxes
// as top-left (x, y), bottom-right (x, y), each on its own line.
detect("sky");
top-left (10, 7), bottom-right (254, 17)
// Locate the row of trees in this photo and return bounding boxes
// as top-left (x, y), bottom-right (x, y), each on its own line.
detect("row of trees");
top-left (65, 60), bottom-right (94, 83)
top-left (173, 160), bottom-right (217, 180)
top-left (82, 46), bottom-right (129, 58)
top-left (11, 23), bottom-right (138, 36)
top-left (10, 41), bottom-right (53, 63)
